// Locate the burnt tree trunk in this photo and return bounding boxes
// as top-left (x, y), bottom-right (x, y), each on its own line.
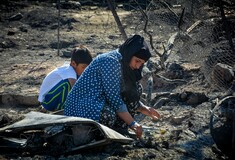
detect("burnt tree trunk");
top-left (106, 0), bottom-right (127, 40)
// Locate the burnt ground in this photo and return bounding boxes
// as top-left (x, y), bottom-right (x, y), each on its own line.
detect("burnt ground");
top-left (0, 0), bottom-right (234, 160)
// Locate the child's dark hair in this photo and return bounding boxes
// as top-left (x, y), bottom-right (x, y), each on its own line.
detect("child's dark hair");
top-left (71, 45), bottom-right (93, 65)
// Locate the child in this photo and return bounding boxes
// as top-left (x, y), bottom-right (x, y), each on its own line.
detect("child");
top-left (38, 45), bottom-right (93, 112)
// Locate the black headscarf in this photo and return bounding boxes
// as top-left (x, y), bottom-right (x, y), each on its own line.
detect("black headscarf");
top-left (119, 35), bottom-right (151, 103)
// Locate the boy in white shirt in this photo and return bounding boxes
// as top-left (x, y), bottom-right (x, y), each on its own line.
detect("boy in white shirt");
top-left (38, 45), bottom-right (93, 112)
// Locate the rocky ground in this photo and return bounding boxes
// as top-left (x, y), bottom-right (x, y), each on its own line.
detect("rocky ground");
top-left (0, 0), bottom-right (234, 160)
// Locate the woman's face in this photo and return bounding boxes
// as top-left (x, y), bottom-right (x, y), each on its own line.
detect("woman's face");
top-left (129, 56), bottom-right (145, 70)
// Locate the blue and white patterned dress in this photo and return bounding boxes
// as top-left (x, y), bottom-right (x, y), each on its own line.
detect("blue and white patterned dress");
top-left (64, 49), bottom-right (126, 122)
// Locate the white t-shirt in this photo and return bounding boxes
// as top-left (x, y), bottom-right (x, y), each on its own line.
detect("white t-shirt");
top-left (38, 64), bottom-right (77, 102)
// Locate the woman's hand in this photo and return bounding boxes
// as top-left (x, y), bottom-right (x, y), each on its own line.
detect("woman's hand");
top-left (130, 121), bottom-right (143, 138)
top-left (137, 105), bottom-right (161, 121)
top-left (117, 111), bottom-right (143, 138)
top-left (148, 107), bottom-right (161, 121)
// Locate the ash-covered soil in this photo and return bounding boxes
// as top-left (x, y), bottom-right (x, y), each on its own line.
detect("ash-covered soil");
top-left (0, 1), bottom-right (233, 160)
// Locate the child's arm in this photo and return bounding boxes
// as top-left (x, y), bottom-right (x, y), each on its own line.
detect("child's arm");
top-left (68, 78), bottom-right (76, 87)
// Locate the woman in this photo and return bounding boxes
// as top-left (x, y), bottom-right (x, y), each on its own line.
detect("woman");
top-left (64, 35), bottom-right (160, 138)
